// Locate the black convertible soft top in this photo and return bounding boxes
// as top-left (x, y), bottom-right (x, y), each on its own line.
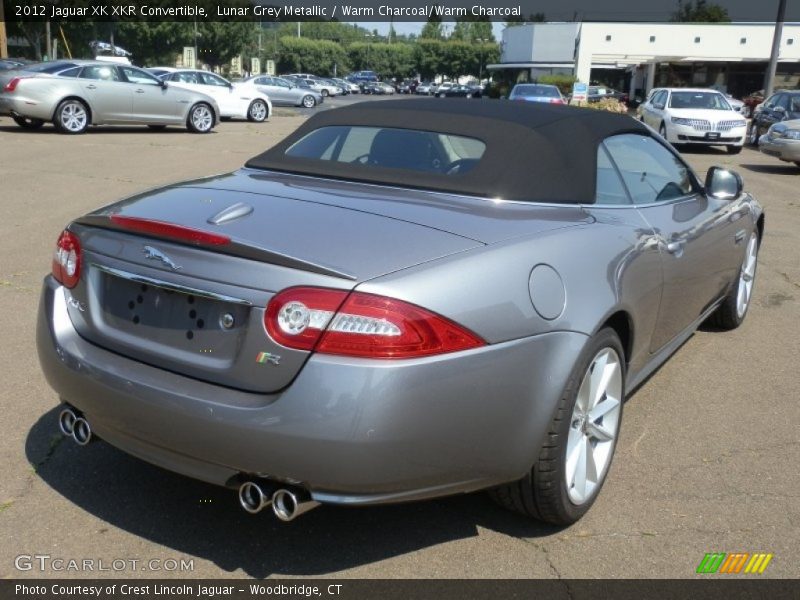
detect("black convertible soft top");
top-left (246, 99), bottom-right (650, 204)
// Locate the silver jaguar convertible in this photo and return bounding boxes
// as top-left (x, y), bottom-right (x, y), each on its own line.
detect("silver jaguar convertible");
top-left (37, 100), bottom-right (763, 524)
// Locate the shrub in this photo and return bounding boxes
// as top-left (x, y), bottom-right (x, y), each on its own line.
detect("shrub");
top-left (578, 97), bottom-right (629, 113)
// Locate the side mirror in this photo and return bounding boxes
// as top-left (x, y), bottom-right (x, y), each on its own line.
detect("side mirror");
top-left (653, 102), bottom-right (665, 110)
top-left (774, 105), bottom-right (786, 114)
top-left (705, 166), bottom-right (743, 200)
top-left (158, 79), bottom-right (167, 88)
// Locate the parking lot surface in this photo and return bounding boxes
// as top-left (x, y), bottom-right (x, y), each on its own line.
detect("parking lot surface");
top-left (0, 101), bottom-right (798, 579)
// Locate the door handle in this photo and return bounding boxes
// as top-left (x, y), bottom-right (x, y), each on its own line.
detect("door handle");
top-left (135, 89), bottom-right (145, 94)
top-left (86, 84), bottom-right (97, 90)
top-left (666, 241), bottom-right (684, 255)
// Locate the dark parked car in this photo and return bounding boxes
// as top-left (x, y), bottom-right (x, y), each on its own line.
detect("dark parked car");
top-left (347, 70), bottom-right (378, 84)
top-left (40, 100), bottom-right (763, 526)
top-left (747, 90), bottom-right (800, 145)
top-left (587, 86), bottom-right (628, 104)
top-left (398, 79), bottom-right (418, 94)
top-left (443, 84), bottom-right (483, 99)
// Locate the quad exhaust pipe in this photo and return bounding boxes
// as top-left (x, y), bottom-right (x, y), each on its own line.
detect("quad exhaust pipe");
top-left (238, 481), bottom-right (320, 521)
top-left (58, 407), bottom-right (93, 446)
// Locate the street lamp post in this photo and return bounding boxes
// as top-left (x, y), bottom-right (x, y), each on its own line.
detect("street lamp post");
top-left (475, 38), bottom-right (489, 83)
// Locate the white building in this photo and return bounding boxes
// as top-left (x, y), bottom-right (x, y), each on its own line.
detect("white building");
top-left (489, 22), bottom-right (800, 100)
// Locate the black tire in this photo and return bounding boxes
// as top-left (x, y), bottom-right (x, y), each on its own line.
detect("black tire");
top-left (659, 122), bottom-right (668, 140)
top-left (147, 125), bottom-right (167, 131)
top-left (709, 230), bottom-right (759, 330)
top-left (247, 99), bottom-right (268, 123)
top-left (53, 98), bottom-right (89, 134)
top-left (186, 102), bottom-right (214, 134)
top-left (301, 95), bottom-right (316, 108)
top-left (321, 89), bottom-right (329, 97)
top-left (747, 122), bottom-right (760, 147)
top-left (727, 145), bottom-right (743, 155)
top-left (13, 116), bottom-right (45, 129)
top-left (490, 328), bottom-right (625, 525)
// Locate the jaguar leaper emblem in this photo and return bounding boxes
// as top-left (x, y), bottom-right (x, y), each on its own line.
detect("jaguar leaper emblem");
top-left (143, 245), bottom-right (182, 270)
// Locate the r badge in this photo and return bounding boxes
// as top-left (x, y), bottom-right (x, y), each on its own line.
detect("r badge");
top-left (256, 352), bottom-right (281, 366)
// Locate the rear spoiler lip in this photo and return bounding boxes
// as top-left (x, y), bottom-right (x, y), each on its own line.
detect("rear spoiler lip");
top-left (72, 215), bottom-right (358, 281)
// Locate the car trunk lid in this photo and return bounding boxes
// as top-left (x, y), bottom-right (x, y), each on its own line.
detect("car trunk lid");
top-left (67, 186), bottom-right (483, 393)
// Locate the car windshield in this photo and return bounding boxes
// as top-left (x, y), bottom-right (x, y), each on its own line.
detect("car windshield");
top-left (669, 92), bottom-right (731, 110)
top-left (286, 126), bottom-right (486, 175)
top-left (513, 85), bottom-right (560, 98)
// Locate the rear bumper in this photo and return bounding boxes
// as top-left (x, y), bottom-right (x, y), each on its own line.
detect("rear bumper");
top-left (37, 277), bottom-right (587, 505)
top-left (0, 95), bottom-right (52, 121)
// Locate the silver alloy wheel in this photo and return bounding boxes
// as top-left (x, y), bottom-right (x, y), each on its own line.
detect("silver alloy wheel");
top-left (736, 233), bottom-right (758, 318)
top-left (60, 101), bottom-right (87, 133)
top-left (566, 347), bottom-right (623, 505)
top-left (249, 100), bottom-right (267, 122)
top-left (191, 104), bottom-right (213, 132)
top-left (302, 95), bottom-right (315, 108)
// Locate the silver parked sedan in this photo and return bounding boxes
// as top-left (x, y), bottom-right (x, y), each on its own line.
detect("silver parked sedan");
top-left (242, 75), bottom-right (323, 108)
top-left (38, 100), bottom-right (763, 525)
top-left (759, 119), bottom-right (800, 167)
top-left (0, 60), bottom-right (220, 134)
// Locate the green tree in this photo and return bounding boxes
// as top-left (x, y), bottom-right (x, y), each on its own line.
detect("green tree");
top-left (414, 39), bottom-right (445, 80)
top-left (276, 36), bottom-right (349, 77)
top-left (348, 43), bottom-right (414, 79)
top-left (193, 22), bottom-right (255, 69)
top-left (670, 0), bottom-right (730, 22)
top-left (420, 7), bottom-right (444, 40)
top-left (114, 22), bottom-right (192, 66)
top-left (451, 16), bottom-right (495, 43)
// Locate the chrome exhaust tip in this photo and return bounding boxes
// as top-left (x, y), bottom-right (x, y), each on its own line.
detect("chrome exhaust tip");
top-left (271, 488), bottom-right (320, 522)
top-left (58, 408), bottom-right (78, 437)
top-left (238, 481), bottom-right (272, 514)
top-left (72, 417), bottom-right (92, 446)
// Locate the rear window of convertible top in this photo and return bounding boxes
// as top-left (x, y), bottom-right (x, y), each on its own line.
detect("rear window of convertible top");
top-left (285, 126), bottom-right (487, 176)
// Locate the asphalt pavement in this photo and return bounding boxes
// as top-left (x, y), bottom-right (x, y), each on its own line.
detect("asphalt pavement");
top-left (0, 100), bottom-right (798, 579)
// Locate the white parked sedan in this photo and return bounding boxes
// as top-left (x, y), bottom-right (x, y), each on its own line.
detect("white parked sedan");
top-left (640, 88), bottom-right (748, 154)
top-left (150, 68), bottom-right (272, 123)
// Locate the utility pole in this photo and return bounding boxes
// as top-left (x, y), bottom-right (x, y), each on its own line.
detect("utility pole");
top-left (45, 20), bottom-right (52, 60)
top-left (764, 0), bottom-right (787, 98)
top-left (0, 0), bottom-right (8, 59)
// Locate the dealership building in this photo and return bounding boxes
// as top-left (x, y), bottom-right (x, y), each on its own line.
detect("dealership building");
top-left (488, 22), bottom-right (800, 100)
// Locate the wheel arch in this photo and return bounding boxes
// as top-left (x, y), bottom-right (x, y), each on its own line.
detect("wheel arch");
top-left (596, 310), bottom-right (634, 368)
top-left (186, 100), bottom-right (217, 122)
top-left (52, 96), bottom-right (93, 124)
top-left (756, 213), bottom-right (765, 247)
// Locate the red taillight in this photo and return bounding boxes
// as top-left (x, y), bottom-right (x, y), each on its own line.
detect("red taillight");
top-left (109, 215), bottom-right (230, 246)
top-left (52, 230), bottom-right (81, 288)
top-left (265, 287), bottom-right (486, 359)
top-left (3, 77), bottom-right (23, 92)
top-left (549, 98), bottom-right (564, 104)
top-left (265, 287), bottom-right (349, 351)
